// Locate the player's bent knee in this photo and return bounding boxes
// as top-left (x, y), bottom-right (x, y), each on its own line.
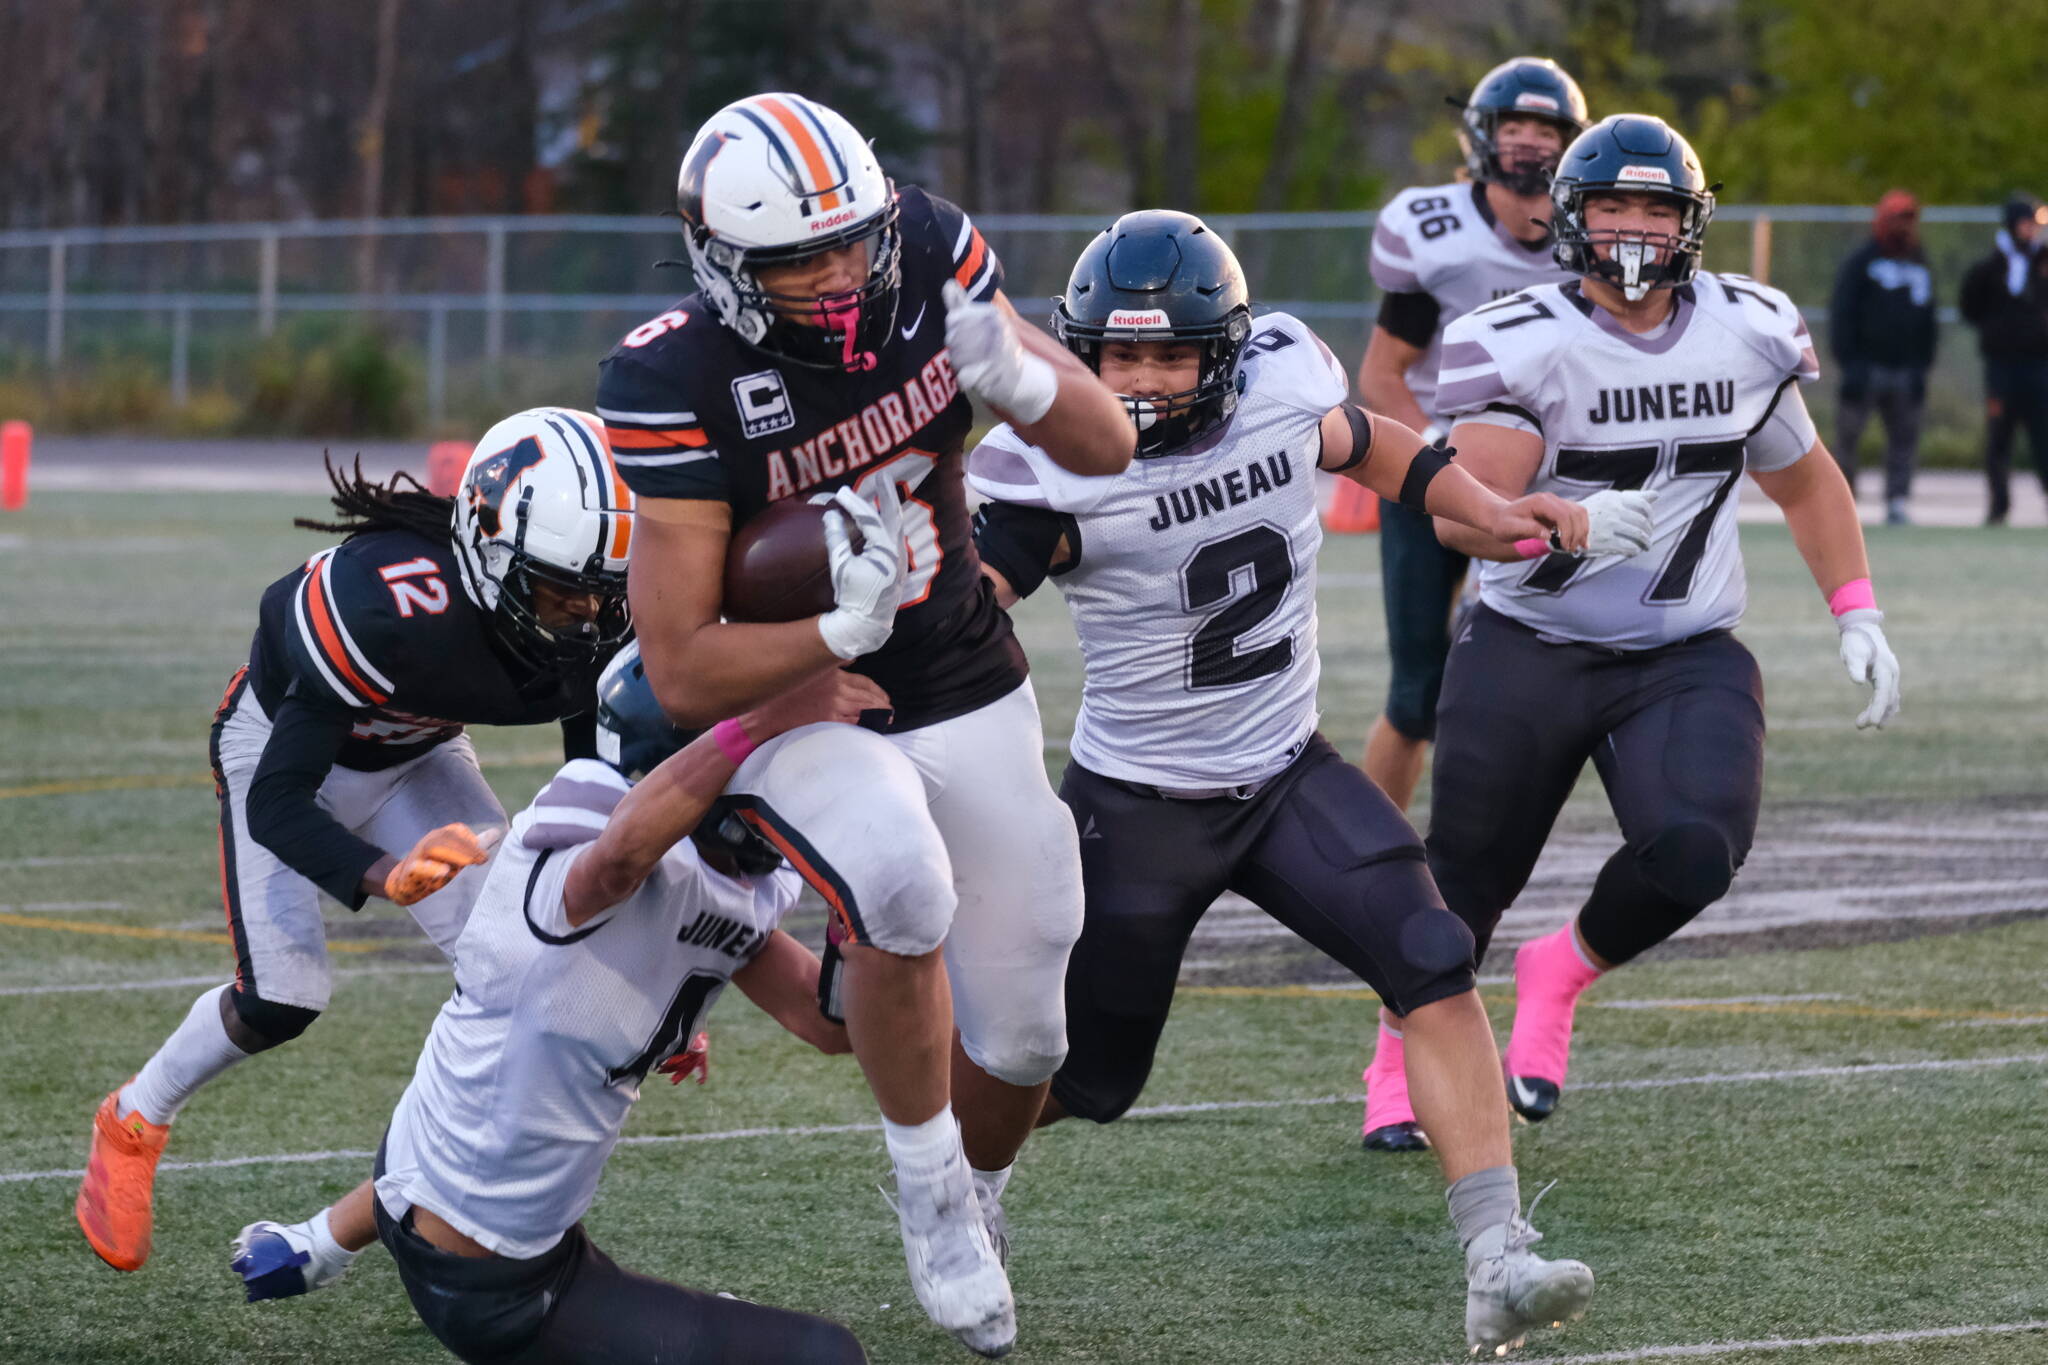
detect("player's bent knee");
top-left (1388, 902), bottom-right (1478, 1012)
top-left (228, 987), bottom-right (320, 1050)
top-left (1638, 821), bottom-right (1736, 908)
top-left (962, 1030), bottom-right (1067, 1088)
top-left (1048, 1068), bottom-right (1139, 1125)
top-left (854, 854), bottom-right (956, 955)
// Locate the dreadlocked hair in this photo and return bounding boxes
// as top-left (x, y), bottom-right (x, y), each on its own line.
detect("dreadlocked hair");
top-left (294, 453), bottom-right (456, 543)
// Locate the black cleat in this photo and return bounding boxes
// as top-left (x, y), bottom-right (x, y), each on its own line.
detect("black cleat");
top-left (1507, 1074), bottom-right (1561, 1123)
top-left (1362, 1121), bottom-right (1431, 1152)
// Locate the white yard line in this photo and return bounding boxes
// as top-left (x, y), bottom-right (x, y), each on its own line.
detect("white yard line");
top-left (1520, 1319), bottom-right (2048, 1363)
top-left (5, 1052), bottom-right (2043, 1187)
top-left (1594, 994), bottom-right (1849, 1010)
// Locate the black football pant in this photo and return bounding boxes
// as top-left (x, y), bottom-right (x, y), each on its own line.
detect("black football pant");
top-left (1425, 605), bottom-right (1766, 967)
top-left (1049, 734), bottom-right (1477, 1124)
top-left (374, 1148), bottom-right (866, 1365)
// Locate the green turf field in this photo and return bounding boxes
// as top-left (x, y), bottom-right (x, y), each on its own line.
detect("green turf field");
top-left (2, 489), bottom-right (2046, 1363)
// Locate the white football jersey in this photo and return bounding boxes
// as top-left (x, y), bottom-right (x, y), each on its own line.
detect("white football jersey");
top-left (1441, 273), bottom-right (1821, 649)
top-left (968, 313), bottom-right (1342, 788)
top-left (375, 759), bottom-right (802, 1258)
top-left (1370, 181), bottom-right (1574, 422)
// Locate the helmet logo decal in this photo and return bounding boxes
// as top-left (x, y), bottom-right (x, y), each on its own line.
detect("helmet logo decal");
top-left (809, 208), bottom-right (859, 233)
top-left (1514, 92), bottom-right (1561, 111)
top-left (1617, 164), bottom-right (1674, 184)
top-left (1106, 308), bottom-right (1173, 327)
top-left (466, 436), bottom-right (548, 537)
top-left (677, 131), bottom-right (733, 230)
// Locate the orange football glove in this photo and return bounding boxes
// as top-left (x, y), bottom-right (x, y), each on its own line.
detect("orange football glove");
top-left (655, 1032), bottom-right (711, 1086)
top-left (384, 823), bottom-right (491, 906)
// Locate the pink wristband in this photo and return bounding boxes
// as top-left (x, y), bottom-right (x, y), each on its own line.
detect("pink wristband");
top-left (711, 716), bottom-right (757, 766)
top-left (1827, 577), bottom-right (1877, 616)
top-left (1513, 537), bottom-right (1550, 560)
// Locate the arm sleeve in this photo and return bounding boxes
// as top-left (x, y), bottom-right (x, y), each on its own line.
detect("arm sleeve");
top-left (1374, 290), bottom-right (1441, 349)
top-left (972, 500), bottom-right (1073, 600)
top-left (1745, 379), bottom-right (1820, 473)
top-left (243, 691), bottom-right (387, 910)
top-left (597, 352), bottom-right (732, 502)
top-left (920, 191), bottom-right (1005, 302)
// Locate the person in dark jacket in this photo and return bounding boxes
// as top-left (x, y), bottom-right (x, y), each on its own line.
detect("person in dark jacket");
top-left (1959, 193), bottom-right (2048, 524)
top-left (1830, 190), bottom-right (1938, 525)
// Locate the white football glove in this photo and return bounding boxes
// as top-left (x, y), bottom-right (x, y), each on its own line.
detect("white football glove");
top-left (941, 279), bottom-right (1058, 424)
top-left (1836, 607), bottom-right (1901, 729)
top-left (1579, 488), bottom-right (1657, 557)
top-left (817, 481), bottom-right (907, 660)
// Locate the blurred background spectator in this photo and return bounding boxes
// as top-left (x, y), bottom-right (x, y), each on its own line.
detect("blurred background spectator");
top-left (1830, 189), bottom-right (1936, 525)
top-left (1960, 193), bottom-right (2048, 525)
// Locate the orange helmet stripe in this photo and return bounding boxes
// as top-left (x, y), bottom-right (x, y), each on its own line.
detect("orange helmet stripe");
top-left (752, 95), bottom-right (844, 212)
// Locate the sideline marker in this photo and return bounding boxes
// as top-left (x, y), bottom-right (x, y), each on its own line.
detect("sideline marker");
top-left (1, 420), bottom-right (30, 511)
top-left (1322, 475), bottom-right (1380, 533)
top-left (426, 440), bottom-right (469, 497)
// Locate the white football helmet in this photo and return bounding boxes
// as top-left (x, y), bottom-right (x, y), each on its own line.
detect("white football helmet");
top-left (450, 407), bottom-right (635, 669)
top-left (676, 92), bottom-right (900, 371)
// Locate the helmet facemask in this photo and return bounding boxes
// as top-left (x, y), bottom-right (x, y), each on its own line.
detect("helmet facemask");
top-left (1553, 184), bottom-right (1714, 301)
top-left (1463, 109), bottom-right (1575, 197)
top-left (464, 486), bottom-right (631, 674)
top-left (1055, 309), bottom-right (1252, 457)
top-left (684, 200), bottom-right (902, 374)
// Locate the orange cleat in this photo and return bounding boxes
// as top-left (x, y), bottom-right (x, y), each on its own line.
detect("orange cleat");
top-left (75, 1086), bottom-right (171, 1272)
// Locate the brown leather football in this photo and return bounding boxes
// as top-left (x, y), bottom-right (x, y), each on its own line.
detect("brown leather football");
top-left (721, 499), bottom-right (864, 623)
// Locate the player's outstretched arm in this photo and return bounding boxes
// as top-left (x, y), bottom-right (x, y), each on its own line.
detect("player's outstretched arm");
top-left (1750, 440), bottom-right (1901, 729)
top-left (732, 929), bottom-right (853, 1054)
top-left (629, 492), bottom-right (898, 727)
top-left (563, 668), bottom-right (889, 926)
top-left (942, 283), bottom-right (1135, 477)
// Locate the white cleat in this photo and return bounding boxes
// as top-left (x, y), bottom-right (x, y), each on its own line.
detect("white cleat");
top-left (1463, 1206), bottom-right (1593, 1357)
top-left (230, 1218), bottom-right (352, 1302)
top-left (887, 1156), bottom-right (1016, 1358)
top-left (972, 1169), bottom-right (1011, 1269)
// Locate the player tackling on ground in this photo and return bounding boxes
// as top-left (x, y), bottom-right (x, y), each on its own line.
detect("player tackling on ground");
top-left (971, 210), bottom-right (1638, 1357)
top-left (1395, 114), bottom-right (1901, 1129)
top-left (596, 93), bottom-right (1134, 1357)
top-left (76, 409), bottom-right (635, 1276)
top-left (360, 643), bottom-right (873, 1363)
top-left (1355, 56), bottom-right (1588, 1151)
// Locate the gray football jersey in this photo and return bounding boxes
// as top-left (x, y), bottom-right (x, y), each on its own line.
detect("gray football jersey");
top-left (1441, 273), bottom-right (1821, 649)
top-left (1370, 181), bottom-right (1574, 422)
top-left (967, 313), bottom-right (1343, 787)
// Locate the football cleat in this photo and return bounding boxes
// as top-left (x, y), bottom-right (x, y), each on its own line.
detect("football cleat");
top-left (972, 1169), bottom-right (1011, 1269)
top-left (75, 1085), bottom-right (171, 1272)
top-left (1506, 1074), bottom-right (1561, 1124)
top-left (884, 1155), bottom-right (1016, 1358)
top-left (231, 1219), bottom-right (352, 1302)
top-left (1464, 1197), bottom-right (1593, 1356)
top-left (1363, 1121), bottom-right (1433, 1152)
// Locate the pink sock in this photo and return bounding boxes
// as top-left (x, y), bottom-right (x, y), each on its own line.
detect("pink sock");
top-left (1361, 1021), bottom-right (1417, 1134)
top-left (1504, 925), bottom-right (1603, 1086)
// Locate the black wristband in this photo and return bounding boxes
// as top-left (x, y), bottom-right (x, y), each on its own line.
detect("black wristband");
top-left (1397, 440), bottom-right (1454, 512)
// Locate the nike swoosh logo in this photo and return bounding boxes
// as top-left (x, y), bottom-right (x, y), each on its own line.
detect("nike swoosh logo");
top-left (1511, 1077), bottom-right (1543, 1109)
top-left (900, 303), bottom-right (927, 341)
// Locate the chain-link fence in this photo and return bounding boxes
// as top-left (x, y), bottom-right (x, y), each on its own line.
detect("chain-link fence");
top-left (0, 207), bottom-right (2006, 458)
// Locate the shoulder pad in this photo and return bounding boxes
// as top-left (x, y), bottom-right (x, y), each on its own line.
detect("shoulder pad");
top-left (966, 425), bottom-right (1106, 515)
top-left (284, 541), bottom-right (414, 708)
top-left (906, 185), bottom-right (1002, 302)
top-left (1696, 273), bottom-right (1821, 383)
top-left (1239, 313), bottom-right (1346, 415)
top-left (596, 345), bottom-right (729, 500)
top-left (1370, 182), bottom-right (1469, 293)
top-left (1434, 286), bottom-right (1565, 415)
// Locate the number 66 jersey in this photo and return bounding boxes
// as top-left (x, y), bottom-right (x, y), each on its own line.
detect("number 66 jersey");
top-left (968, 313), bottom-right (1342, 789)
top-left (1441, 274), bottom-right (1821, 649)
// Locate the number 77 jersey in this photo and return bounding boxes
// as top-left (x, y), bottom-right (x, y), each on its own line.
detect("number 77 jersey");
top-left (1442, 273), bottom-right (1822, 649)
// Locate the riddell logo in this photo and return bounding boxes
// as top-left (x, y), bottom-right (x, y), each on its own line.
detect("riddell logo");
top-left (809, 209), bottom-right (858, 232)
top-left (1617, 164), bottom-right (1673, 185)
top-left (1514, 92), bottom-right (1561, 112)
top-left (1106, 309), bottom-right (1171, 328)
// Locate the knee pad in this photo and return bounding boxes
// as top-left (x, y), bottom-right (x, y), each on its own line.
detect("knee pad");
top-left (1384, 675), bottom-right (1441, 742)
top-left (852, 850), bottom-right (956, 956)
top-left (966, 1036), bottom-right (1068, 1089)
top-left (229, 987), bottom-right (320, 1049)
top-left (1376, 862), bottom-right (1479, 1012)
top-left (1049, 1065), bottom-right (1139, 1125)
top-left (1637, 821), bottom-right (1736, 908)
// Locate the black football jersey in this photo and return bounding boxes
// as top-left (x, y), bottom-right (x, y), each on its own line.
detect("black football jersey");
top-left (596, 185), bottom-right (1027, 733)
top-left (246, 529), bottom-right (598, 771)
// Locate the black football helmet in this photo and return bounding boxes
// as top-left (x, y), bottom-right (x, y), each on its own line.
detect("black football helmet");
top-left (1458, 57), bottom-right (1589, 196)
top-left (592, 642), bottom-right (783, 877)
top-left (1551, 114), bottom-right (1716, 301)
top-left (1053, 210), bottom-right (1252, 457)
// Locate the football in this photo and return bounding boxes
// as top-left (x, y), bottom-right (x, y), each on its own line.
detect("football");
top-left (722, 498), bottom-right (864, 622)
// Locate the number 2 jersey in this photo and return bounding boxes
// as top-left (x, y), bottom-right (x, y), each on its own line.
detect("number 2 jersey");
top-left (377, 759), bottom-right (802, 1258)
top-left (968, 314), bottom-right (1345, 788)
top-left (596, 185), bottom-right (1026, 733)
top-left (1370, 181), bottom-right (1574, 424)
top-left (1442, 274), bottom-right (1822, 649)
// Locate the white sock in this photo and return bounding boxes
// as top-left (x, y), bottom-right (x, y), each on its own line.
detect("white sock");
top-left (883, 1104), bottom-right (961, 1173)
top-left (306, 1207), bottom-right (357, 1270)
top-left (120, 985), bottom-right (252, 1125)
top-left (970, 1164), bottom-right (1012, 1201)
